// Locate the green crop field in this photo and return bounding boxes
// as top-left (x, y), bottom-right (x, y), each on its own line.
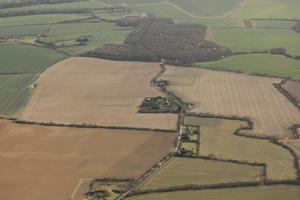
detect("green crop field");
top-left (40, 22), bottom-right (130, 55)
top-left (128, 185), bottom-right (300, 200)
top-left (0, 0), bottom-right (107, 12)
top-left (168, 0), bottom-right (244, 17)
top-left (0, 25), bottom-right (49, 38)
top-left (0, 14), bottom-right (90, 27)
top-left (207, 27), bottom-right (300, 56)
top-left (0, 74), bottom-right (37, 117)
top-left (0, 42), bottom-right (67, 73)
top-left (233, 0), bottom-right (300, 19)
top-left (137, 157), bottom-right (262, 190)
top-left (253, 20), bottom-right (297, 28)
top-left (184, 117), bottom-right (296, 181)
top-left (198, 54), bottom-right (300, 79)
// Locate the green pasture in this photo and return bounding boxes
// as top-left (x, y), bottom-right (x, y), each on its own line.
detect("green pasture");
top-left (233, 0), bottom-right (300, 19)
top-left (253, 20), bottom-right (297, 28)
top-left (208, 27), bottom-right (300, 56)
top-left (0, 14), bottom-right (90, 27)
top-left (138, 157), bottom-right (262, 190)
top-left (0, 42), bottom-right (67, 73)
top-left (41, 22), bottom-right (130, 55)
top-left (198, 54), bottom-right (300, 79)
top-left (0, 0), bottom-right (107, 12)
top-left (0, 74), bottom-right (37, 117)
top-left (168, 0), bottom-right (244, 17)
top-left (128, 185), bottom-right (300, 200)
top-left (0, 25), bottom-right (49, 38)
top-left (184, 117), bottom-right (296, 180)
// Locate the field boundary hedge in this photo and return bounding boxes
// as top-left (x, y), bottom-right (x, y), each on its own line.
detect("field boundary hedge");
top-left (13, 120), bottom-right (177, 133)
top-left (274, 79), bottom-right (300, 110)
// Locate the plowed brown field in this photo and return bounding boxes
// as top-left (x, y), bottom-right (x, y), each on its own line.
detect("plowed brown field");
top-left (21, 57), bottom-right (177, 130)
top-left (283, 80), bottom-right (300, 103)
top-left (161, 66), bottom-right (300, 138)
top-left (0, 120), bottom-right (175, 200)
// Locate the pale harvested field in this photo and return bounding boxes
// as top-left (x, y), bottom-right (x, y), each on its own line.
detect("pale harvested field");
top-left (21, 57), bottom-right (177, 130)
top-left (137, 157), bottom-right (262, 190)
top-left (0, 120), bottom-right (175, 200)
top-left (162, 66), bottom-right (300, 138)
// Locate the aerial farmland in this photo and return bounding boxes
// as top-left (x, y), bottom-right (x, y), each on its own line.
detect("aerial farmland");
top-left (0, 0), bottom-right (299, 200)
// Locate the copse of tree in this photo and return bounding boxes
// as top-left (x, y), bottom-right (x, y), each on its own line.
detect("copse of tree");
top-left (293, 22), bottom-right (300, 33)
top-left (83, 16), bottom-right (232, 64)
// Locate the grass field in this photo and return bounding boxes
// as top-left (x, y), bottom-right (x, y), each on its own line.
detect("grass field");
top-left (253, 20), bottom-right (297, 28)
top-left (0, 14), bottom-right (90, 27)
top-left (233, 0), bottom-right (300, 19)
top-left (207, 27), bottom-right (300, 56)
top-left (137, 157), bottom-right (262, 190)
top-left (0, 0), bottom-right (107, 12)
top-left (128, 185), bottom-right (300, 200)
top-left (40, 22), bottom-right (130, 55)
top-left (168, 0), bottom-right (244, 17)
top-left (21, 57), bottom-right (178, 130)
top-left (162, 65), bottom-right (300, 139)
top-left (0, 74), bottom-right (37, 117)
top-left (0, 42), bottom-right (67, 73)
top-left (184, 117), bottom-right (296, 180)
top-left (0, 24), bottom-right (49, 38)
top-left (198, 54), bottom-right (300, 79)
top-left (0, 119), bottom-right (175, 200)
top-left (127, 2), bottom-right (243, 27)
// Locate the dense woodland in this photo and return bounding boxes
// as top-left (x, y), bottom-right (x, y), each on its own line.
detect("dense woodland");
top-left (83, 16), bottom-right (232, 64)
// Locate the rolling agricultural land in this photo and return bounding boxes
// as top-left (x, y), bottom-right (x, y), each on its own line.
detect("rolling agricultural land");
top-left (0, 0), bottom-right (300, 200)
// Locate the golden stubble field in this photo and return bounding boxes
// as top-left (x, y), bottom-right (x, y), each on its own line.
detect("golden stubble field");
top-left (162, 65), bottom-right (300, 138)
top-left (21, 57), bottom-right (177, 130)
top-left (0, 120), bottom-right (175, 200)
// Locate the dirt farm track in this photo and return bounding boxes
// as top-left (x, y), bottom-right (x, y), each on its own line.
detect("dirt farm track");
top-left (21, 57), bottom-right (177, 130)
top-left (0, 120), bottom-right (175, 200)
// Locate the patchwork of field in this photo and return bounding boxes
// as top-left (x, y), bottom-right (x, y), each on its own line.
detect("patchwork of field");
top-left (184, 117), bottom-right (296, 180)
top-left (137, 157), bottom-right (262, 190)
top-left (0, 42), bottom-right (67, 116)
top-left (127, 185), bottom-right (300, 200)
top-left (21, 57), bottom-right (178, 130)
top-left (162, 65), bottom-right (300, 138)
top-left (0, 119), bottom-right (175, 200)
top-left (40, 22), bottom-right (130, 55)
top-left (198, 54), bottom-right (300, 79)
